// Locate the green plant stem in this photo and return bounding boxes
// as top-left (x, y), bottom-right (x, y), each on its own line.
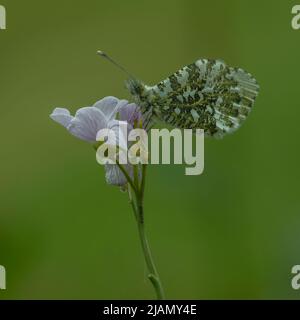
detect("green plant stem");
top-left (116, 162), bottom-right (137, 194)
top-left (140, 164), bottom-right (147, 201)
top-left (136, 202), bottom-right (165, 300)
top-left (128, 164), bottom-right (165, 300)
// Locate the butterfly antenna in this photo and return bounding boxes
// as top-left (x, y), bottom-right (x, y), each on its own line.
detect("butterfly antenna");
top-left (97, 50), bottom-right (135, 79)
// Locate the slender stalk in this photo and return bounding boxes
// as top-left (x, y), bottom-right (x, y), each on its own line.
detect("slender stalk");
top-left (128, 185), bottom-right (138, 221)
top-left (128, 164), bottom-right (165, 300)
top-left (133, 164), bottom-right (140, 193)
top-left (136, 200), bottom-right (165, 300)
top-left (116, 162), bottom-right (137, 194)
top-left (140, 164), bottom-right (147, 201)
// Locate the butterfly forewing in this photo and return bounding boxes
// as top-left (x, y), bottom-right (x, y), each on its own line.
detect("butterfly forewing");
top-left (140, 59), bottom-right (259, 137)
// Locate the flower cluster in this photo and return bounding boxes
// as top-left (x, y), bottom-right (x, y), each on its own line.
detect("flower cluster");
top-left (50, 96), bottom-right (143, 186)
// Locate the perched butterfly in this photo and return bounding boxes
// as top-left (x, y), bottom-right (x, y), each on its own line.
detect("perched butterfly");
top-left (98, 51), bottom-right (259, 138)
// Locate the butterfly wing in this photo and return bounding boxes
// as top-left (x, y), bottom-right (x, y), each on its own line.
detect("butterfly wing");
top-left (148, 59), bottom-right (259, 137)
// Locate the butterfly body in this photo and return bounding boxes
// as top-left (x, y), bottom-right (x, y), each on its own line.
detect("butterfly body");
top-left (126, 59), bottom-right (259, 137)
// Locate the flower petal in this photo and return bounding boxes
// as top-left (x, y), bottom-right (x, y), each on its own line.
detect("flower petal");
top-left (68, 107), bottom-right (107, 142)
top-left (93, 96), bottom-right (122, 121)
top-left (50, 108), bottom-right (73, 128)
top-left (107, 120), bottom-right (131, 151)
top-left (104, 164), bottom-right (129, 186)
top-left (119, 103), bottom-right (142, 127)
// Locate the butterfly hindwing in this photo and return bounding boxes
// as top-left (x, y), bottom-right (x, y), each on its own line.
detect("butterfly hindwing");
top-left (135, 59), bottom-right (259, 137)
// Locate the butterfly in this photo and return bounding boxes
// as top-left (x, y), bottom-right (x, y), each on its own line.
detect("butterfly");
top-left (98, 51), bottom-right (259, 138)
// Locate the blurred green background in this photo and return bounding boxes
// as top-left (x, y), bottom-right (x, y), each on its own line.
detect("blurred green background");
top-left (0, 0), bottom-right (299, 299)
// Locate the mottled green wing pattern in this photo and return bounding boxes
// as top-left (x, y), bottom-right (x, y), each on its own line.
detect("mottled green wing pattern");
top-left (146, 59), bottom-right (259, 137)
